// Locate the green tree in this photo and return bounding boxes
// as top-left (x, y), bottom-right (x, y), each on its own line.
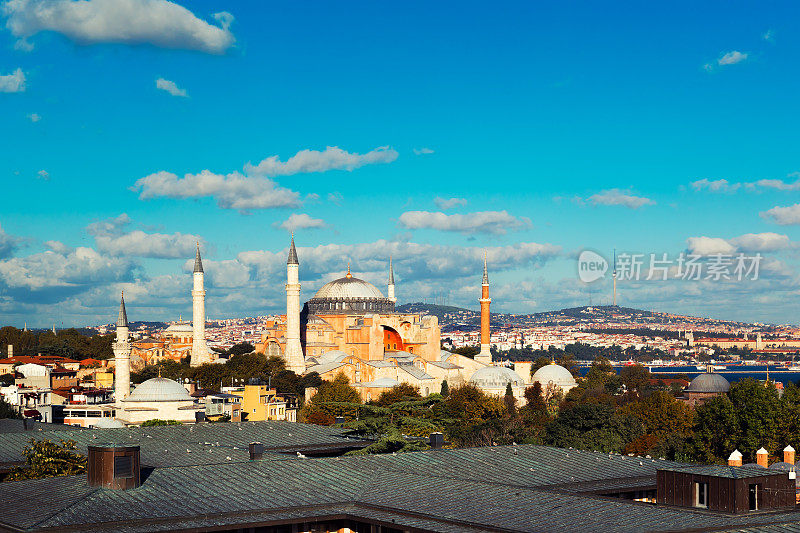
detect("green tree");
top-left (0, 395), bottom-right (20, 419)
top-left (303, 372), bottom-right (362, 421)
top-left (620, 364), bottom-right (651, 393)
top-left (5, 439), bottom-right (87, 481)
top-left (546, 403), bottom-right (644, 453)
top-left (141, 419), bottom-right (181, 426)
top-left (440, 380), bottom-right (449, 397)
top-left (374, 383), bottom-right (421, 406)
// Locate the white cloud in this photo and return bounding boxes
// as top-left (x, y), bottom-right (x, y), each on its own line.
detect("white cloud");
top-left (0, 246), bottom-right (135, 295)
top-left (587, 189), bottom-right (655, 209)
top-left (212, 11), bottom-right (234, 31)
top-left (133, 147), bottom-right (396, 212)
top-left (86, 214), bottom-right (202, 258)
top-left (44, 240), bottom-right (73, 255)
top-left (133, 170), bottom-right (301, 213)
top-left (413, 147), bottom-right (434, 155)
top-left (273, 213), bottom-right (327, 232)
top-left (433, 197), bottom-right (467, 210)
top-left (687, 232), bottom-right (792, 255)
top-left (730, 232), bottom-right (791, 252)
top-left (327, 192), bottom-right (343, 205)
top-left (690, 178), bottom-right (740, 193)
top-left (245, 146), bottom-right (398, 177)
top-left (238, 239), bottom-right (561, 285)
top-left (27, 112), bottom-right (40, 122)
top-left (398, 210), bottom-right (531, 235)
top-left (155, 77), bottom-right (187, 97)
top-left (763, 29), bottom-right (774, 42)
top-left (0, 68), bottom-right (25, 93)
top-left (718, 51), bottom-right (748, 66)
top-left (761, 204), bottom-right (800, 225)
top-left (2, 0), bottom-right (235, 54)
top-left (0, 224), bottom-right (20, 259)
top-left (36, 170), bottom-right (49, 180)
top-left (686, 237), bottom-right (737, 256)
top-left (753, 178), bottom-right (800, 191)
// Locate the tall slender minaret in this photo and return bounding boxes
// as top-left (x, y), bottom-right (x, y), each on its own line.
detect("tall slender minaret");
top-left (387, 256), bottom-right (396, 305)
top-left (475, 252), bottom-right (492, 365)
top-left (190, 243), bottom-right (208, 367)
top-left (284, 234), bottom-right (305, 374)
top-left (612, 248), bottom-right (617, 307)
top-left (113, 291), bottom-right (131, 403)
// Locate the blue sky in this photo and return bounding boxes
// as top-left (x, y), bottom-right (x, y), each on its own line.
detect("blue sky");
top-left (2, 0), bottom-right (800, 327)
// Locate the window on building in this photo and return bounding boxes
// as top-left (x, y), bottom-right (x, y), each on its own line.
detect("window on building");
top-left (114, 456), bottom-right (133, 479)
top-left (749, 483), bottom-right (761, 511)
top-left (694, 482), bottom-right (708, 508)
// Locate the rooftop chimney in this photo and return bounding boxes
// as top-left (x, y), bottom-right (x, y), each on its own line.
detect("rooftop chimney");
top-left (429, 432), bottom-right (444, 449)
top-left (728, 449), bottom-right (743, 467)
top-left (249, 442), bottom-right (264, 460)
top-left (87, 445), bottom-right (141, 490)
top-left (784, 445), bottom-right (795, 465)
top-left (756, 447), bottom-right (769, 468)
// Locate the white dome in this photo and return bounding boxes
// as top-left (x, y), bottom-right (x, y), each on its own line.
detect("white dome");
top-left (124, 377), bottom-right (193, 402)
top-left (313, 276), bottom-right (385, 299)
top-left (165, 322), bottom-right (194, 334)
top-left (469, 366), bottom-right (525, 388)
top-left (92, 418), bottom-right (125, 429)
top-left (532, 363), bottom-right (577, 389)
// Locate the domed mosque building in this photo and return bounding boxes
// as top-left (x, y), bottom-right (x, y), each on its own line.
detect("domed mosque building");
top-left (110, 293), bottom-right (204, 426)
top-left (532, 362), bottom-right (578, 397)
top-left (682, 368), bottom-right (730, 407)
top-left (256, 237), bottom-right (492, 402)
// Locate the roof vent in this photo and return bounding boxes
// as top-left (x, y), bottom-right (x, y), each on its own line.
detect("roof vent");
top-left (429, 432), bottom-right (444, 449)
top-left (249, 442), bottom-right (264, 460)
top-left (87, 445), bottom-right (141, 490)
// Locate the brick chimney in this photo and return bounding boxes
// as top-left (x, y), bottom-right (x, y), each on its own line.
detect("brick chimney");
top-left (784, 445), bottom-right (795, 465)
top-left (756, 447), bottom-right (769, 468)
top-left (728, 449), bottom-right (743, 466)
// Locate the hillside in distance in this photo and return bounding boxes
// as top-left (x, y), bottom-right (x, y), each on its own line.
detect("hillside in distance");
top-left (395, 302), bottom-right (767, 333)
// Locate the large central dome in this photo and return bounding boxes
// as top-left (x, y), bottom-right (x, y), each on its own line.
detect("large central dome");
top-left (314, 276), bottom-right (385, 299)
top-left (306, 269), bottom-right (394, 315)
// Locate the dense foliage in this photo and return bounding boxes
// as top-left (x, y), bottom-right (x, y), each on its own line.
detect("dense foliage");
top-left (5, 439), bottom-right (87, 481)
top-left (141, 419), bottom-right (181, 426)
top-left (299, 358), bottom-right (799, 465)
top-left (0, 326), bottom-right (113, 360)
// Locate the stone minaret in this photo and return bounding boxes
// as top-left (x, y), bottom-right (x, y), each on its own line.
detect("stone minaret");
top-left (475, 253), bottom-right (492, 365)
top-left (284, 234), bottom-right (305, 374)
top-left (190, 243), bottom-right (208, 367)
top-left (113, 291), bottom-right (131, 403)
top-left (387, 256), bottom-right (396, 304)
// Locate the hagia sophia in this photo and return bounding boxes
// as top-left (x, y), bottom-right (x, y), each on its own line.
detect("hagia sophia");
top-left (110, 237), bottom-right (578, 412)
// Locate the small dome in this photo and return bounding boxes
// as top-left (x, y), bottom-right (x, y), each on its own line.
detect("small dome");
top-left (361, 377), bottom-right (400, 388)
top-left (314, 350), bottom-right (349, 365)
top-left (470, 366), bottom-right (525, 388)
top-left (769, 461), bottom-right (794, 471)
top-left (532, 363), bottom-right (577, 389)
top-left (124, 377), bottom-right (193, 402)
top-left (313, 276), bottom-right (385, 299)
top-left (686, 372), bottom-right (730, 393)
top-left (92, 418), bottom-right (125, 429)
